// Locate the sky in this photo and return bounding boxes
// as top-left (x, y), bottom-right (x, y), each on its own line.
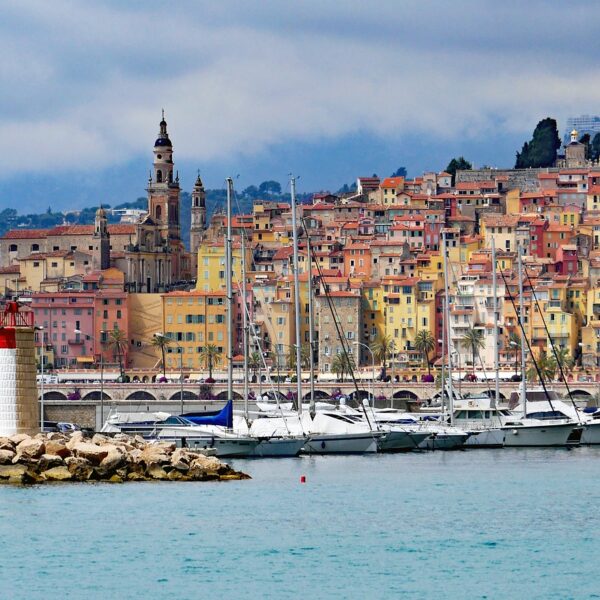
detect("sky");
top-left (2, 0), bottom-right (600, 212)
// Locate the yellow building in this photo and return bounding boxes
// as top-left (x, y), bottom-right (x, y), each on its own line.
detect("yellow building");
top-left (196, 241), bottom-right (249, 293)
top-left (361, 281), bottom-right (385, 345)
top-left (18, 250), bottom-right (86, 292)
top-left (162, 290), bottom-right (228, 372)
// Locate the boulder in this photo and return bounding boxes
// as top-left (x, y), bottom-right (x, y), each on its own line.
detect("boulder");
top-left (43, 466), bottom-right (73, 481)
top-left (147, 466), bottom-right (168, 480)
top-left (45, 440), bottom-right (71, 459)
top-left (16, 438), bottom-right (45, 460)
top-left (98, 446), bottom-right (126, 474)
top-left (127, 448), bottom-right (142, 463)
top-left (127, 471), bottom-right (146, 481)
top-left (114, 433), bottom-right (133, 443)
top-left (46, 432), bottom-right (68, 442)
top-left (72, 442), bottom-right (109, 465)
top-left (92, 433), bottom-right (111, 445)
top-left (0, 449), bottom-right (15, 464)
top-left (108, 474), bottom-right (123, 483)
top-left (167, 469), bottom-right (184, 481)
top-left (39, 454), bottom-right (64, 471)
top-left (0, 464), bottom-right (27, 479)
top-left (0, 437), bottom-right (15, 451)
top-left (140, 445), bottom-right (170, 467)
top-left (9, 434), bottom-right (30, 446)
top-left (155, 441), bottom-right (176, 453)
top-left (66, 431), bottom-right (85, 450)
top-left (64, 456), bottom-right (94, 481)
top-left (170, 449), bottom-right (191, 472)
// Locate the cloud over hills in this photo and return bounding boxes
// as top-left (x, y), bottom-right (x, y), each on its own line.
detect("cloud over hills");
top-left (2, 0), bottom-right (599, 184)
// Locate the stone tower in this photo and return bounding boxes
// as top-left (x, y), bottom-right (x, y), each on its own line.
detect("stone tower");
top-left (565, 129), bottom-right (587, 168)
top-left (190, 171), bottom-right (206, 254)
top-left (93, 206), bottom-right (111, 271)
top-left (146, 111), bottom-right (185, 280)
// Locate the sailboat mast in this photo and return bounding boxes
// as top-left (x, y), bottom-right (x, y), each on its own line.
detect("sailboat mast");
top-left (241, 232), bottom-right (249, 420)
top-left (518, 243), bottom-right (527, 418)
top-left (226, 177), bottom-right (234, 404)
top-left (442, 231), bottom-right (454, 425)
top-left (440, 295), bottom-right (446, 420)
top-left (290, 176), bottom-right (303, 415)
top-left (306, 231), bottom-right (316, 417)
top-left (492, 237), bottom-right (499, 409)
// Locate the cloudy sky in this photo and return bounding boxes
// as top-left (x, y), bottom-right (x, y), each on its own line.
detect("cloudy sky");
top-left (1, 0), bottom-right (598, 211)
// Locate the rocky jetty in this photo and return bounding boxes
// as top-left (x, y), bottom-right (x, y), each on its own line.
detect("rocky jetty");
top-left (0, 432), bottom-right (250, 484)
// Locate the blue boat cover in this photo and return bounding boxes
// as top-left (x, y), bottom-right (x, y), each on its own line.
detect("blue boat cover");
top-left (182, 400), bottom-right (233, 428)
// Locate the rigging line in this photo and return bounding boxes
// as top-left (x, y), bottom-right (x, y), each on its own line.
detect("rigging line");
top-left (227, 185), bottom-right (293, 431)
top-left (498, 266), bottom-right (555, 411)
top-left (522, 266), bottom-right (581, 422)
top-left (301, 217), bottom-right (376, 432)
top-left (447, 257), bottom-right (493, 397)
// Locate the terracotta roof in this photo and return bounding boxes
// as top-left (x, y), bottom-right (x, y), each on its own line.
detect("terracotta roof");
top-left (1, 229), bottom-right (48, 240)
top-left (0, 265), bottom-right (20, 274)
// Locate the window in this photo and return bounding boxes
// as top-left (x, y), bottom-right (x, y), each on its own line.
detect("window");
top-left (116, 310), bottom-right (122, 319)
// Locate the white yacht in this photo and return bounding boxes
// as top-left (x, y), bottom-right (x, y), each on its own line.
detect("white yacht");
top-left (233, 414), bottom-right (307, 457)
top-left (370, 408), bottom-right (470, 450)
top-left (102, 411), bottom-right (261, 458)
top-left (451, 396), bottom-right (506, 448)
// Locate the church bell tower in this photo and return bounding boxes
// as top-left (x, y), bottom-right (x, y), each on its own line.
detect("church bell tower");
top-left (92, 206), bottom-right (110, 271)
top-left (190, 171), bottom-right (206, 254)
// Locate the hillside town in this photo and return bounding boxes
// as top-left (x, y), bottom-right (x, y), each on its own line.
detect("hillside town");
top-left (1, 118), bottom-right (599, 385)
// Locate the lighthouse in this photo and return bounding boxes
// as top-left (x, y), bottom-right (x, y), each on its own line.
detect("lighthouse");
top-left (0, 302), bottom-right (38, 436)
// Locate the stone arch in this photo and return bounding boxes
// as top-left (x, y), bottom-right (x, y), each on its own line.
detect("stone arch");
top-left (301, 389), bottom-right (330, 401)
top-left (570, 389), bottom-right (592, 397)
top-left (215, 390), bottom-right (242, 400)
top-left (392, 390), bottom-right (419, 401)
top-left (347, 390), bottom-right (373, 405)
top-left (82, 391), bottom-right (112, 401)
top-left (126, 390), bottom-right (157, 401)
top-left (169, 391), bottom-right (199, 401)
top-left (478, 389), bottom-right (507, 401)
top-left (41, 391), bottom-right (67, 400)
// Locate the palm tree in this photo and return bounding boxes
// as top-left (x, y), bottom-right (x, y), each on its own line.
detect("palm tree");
top-left (370, 334), bottom-right (396, 377)
top-left (414, 330), bottom-right (435, 375)
top-left (552, 347), bottom-right (574, 381)
top-left (151, 333), bottom-right (172, 379)
top-left (461, 329), bottom-right (485, 373)
top-left (331, 352), bottom-right (356, 382)
top-left (199, 344), bottom-right (222, 379)
top-left (248, 351), bottom-right (261, 382)
top-left (287, 344), bottom-right (310, 371)
top-left (108, 327), bottom-right (127, 381)
top-left (526, 350), bottom-right (557, 383)
top-left (508, 332), bottom-right (522, 377)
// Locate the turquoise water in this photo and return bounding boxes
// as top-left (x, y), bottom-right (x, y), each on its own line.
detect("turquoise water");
top-left (1, 449), bottom-right (600, 599)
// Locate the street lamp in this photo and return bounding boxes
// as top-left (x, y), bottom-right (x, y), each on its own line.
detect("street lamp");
top-left (35, 326), bottom-right (44, 431)
top-left (155, 332), bottom-right (184, 415)
top-left (354, 341), bottom-right (375, 407)
top-left (75, 328), bottom-right (105, 430)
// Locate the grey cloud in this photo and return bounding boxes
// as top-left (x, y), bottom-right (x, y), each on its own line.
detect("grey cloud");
top-left (2, 0), bottom-right (600, 177)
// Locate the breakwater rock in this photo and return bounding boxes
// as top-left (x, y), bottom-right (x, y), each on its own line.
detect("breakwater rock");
top-left (0, 432), bottom-right (250, 484)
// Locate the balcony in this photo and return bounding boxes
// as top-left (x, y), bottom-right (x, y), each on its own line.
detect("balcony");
top-left (68, 338), bottom-right (84, 345)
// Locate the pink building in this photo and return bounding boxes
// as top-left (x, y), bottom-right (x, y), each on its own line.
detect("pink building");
top-left (31, 290), bottom-right (128, 369)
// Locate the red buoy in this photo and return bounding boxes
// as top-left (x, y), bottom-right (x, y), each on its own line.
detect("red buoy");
top-left (300, 475), bottom-right (306, 483)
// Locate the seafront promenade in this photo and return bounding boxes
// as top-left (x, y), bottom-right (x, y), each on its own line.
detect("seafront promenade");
top-left (39, 380), bottom-right (600, 430)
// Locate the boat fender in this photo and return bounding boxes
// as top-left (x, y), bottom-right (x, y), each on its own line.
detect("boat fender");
top-left (511, 429), bottom-right (518, 435)
top-left (321, 441), bottom-right (326, 449)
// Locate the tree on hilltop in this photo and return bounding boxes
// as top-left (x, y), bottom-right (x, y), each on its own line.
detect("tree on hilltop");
top-left (514, 118), bottom-right (561, 169)
top-left (591, 133), bottom-right (600, 162)
top-left (391, 166), bottom-right (407, 178)
top-left (445, 156), bottom-right (473, 185)
top-left (258, 180), bottom-right (282, 196)
top-left (580, 133), bottom-right (591, 160)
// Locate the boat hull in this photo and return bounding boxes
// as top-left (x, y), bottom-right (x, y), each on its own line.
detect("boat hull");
top-left (303, 433), bottom-right (380, 454)
top-left (502, 422), bottom-right (580, 447)
top-left (581, 423), bottom-right (600, 445)
top-left (463, 429), bottom-right (505, 448)
top-left (419, 433), bottom-right (469, 450)
top-left (160, 435), bottom-right (260, 458)
top-left (378, 430), bottom-right (429, 452)
top-left (248, 437), bottom-right (306, 457)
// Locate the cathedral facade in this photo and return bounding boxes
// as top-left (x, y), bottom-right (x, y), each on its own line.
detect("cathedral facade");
top-left (125, 114), bottom-right (193, 292)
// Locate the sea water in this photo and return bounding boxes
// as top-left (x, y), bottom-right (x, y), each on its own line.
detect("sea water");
top-left (1, 448), bottom-right (600, 599)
